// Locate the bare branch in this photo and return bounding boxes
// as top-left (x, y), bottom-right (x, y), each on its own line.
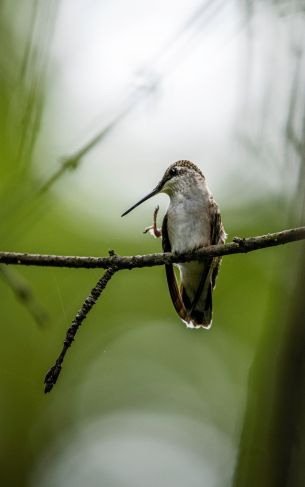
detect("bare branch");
top-left (44, 266), bottom-right (117, 393)
top-left (0, 225), bottom-right (302, 393)
top-left (0, 226), bottom-right (304, 271)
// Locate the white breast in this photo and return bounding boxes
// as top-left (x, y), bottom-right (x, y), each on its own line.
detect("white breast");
top-left (166, 185), bottom-right (212, 254)
top-left (166, 180), bottom-right (213, 302)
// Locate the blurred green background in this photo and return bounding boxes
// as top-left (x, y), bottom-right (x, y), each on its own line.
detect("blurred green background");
top-left (0, 1), bottom-right (305, 486)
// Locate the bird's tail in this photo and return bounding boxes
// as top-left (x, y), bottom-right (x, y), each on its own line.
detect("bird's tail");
top-left (164, 261), bottom-right (214, 329)
top-left (181, 284), bottom-right (212, 329)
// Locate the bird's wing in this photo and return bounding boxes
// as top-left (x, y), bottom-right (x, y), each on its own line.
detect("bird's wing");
top-left (162, 213), bottom-right (188, 322)
top-left (210, 200), bottom-right (226, 287)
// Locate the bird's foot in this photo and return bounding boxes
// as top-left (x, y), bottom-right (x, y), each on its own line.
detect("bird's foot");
top-left (143, 205), bottom-right (162, 238)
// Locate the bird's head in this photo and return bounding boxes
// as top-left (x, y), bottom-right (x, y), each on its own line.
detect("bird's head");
top-left (121, 160), bottom-right (204, 216)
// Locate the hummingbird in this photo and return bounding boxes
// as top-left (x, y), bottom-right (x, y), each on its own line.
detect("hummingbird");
top-left (121, 160), bottom-right (226, 329)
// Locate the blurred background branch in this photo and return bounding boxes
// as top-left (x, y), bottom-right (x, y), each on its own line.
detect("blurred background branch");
top-left (0, 266), bottom-right (47, 327)
top-left (233, 2), bottom-right (305, 485)
top-left (38, 0), bottom-right (240, 194)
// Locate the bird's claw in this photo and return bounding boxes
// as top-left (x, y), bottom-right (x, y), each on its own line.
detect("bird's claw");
top-left (143, 205), bottom-right (162, 238)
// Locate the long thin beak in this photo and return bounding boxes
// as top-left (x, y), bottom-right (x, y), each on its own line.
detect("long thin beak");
top-left (121, 186), bottom-right (160, 217)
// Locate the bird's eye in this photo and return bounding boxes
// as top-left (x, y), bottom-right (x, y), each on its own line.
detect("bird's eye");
top-left (169, 167), bottom-right (178, 177)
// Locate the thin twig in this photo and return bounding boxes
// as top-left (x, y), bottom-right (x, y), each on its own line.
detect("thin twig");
top-left (44, 266), bottom-right (117, 393)
top-left (0, 226), bottom-right (304, 270)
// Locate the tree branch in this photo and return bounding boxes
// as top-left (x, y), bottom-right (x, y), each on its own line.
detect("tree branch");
top-left (2, 225), bottom-right (302, 393)
top-left (44, 266), bottom-right (117, 393)
top-left (0, 226), bottom-right (304, 270)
